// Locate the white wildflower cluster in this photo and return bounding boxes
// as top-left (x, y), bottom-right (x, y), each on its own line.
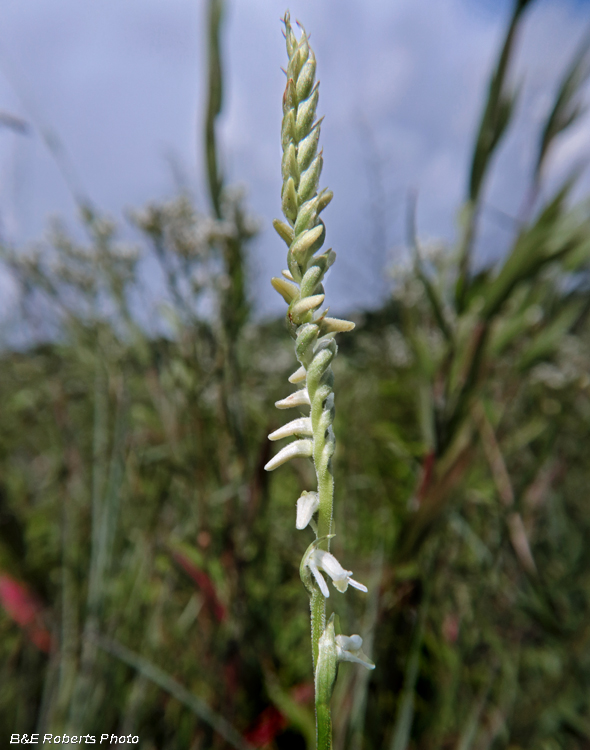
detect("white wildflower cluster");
top-left (530, 334), bottom-right (590, 390)
top-left (131, 196), bottom-right (225, 260)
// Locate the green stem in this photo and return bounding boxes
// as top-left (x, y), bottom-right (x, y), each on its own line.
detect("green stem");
top-left (205, 0), bottom-right (224, 219)
top-left (309, 375), bottom-right (334, 743)
top-left (310, 589), bottom-right (325, 672)
top-left (308, 362), bottom-right (334, 671)
top-left (316, 701), bottom-right (333, 750)
top-left (315, 430), bottom-right (334, 544)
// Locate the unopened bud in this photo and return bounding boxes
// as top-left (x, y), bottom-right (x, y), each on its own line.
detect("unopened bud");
top-left (275, 388), bottom-right (311, 409)
top-left (297, 119), bottom-right (322, 173)
top-left (296, 48), bottom-right (316, 101)
top-left (296, 490), bottom-right (320, 529)
top-left (290, 294), bottom-right (325, 322)
top-left (317, 188), bottom-right (334, 214)
top-left (294, 197), bottom-right (320, 235)
top-left (295, 85), bottom-right (319, 142)
top-left (300, 265), bottom-right (324, 297)
top-left (273, 219), bottom-right (294, 247)
top-left (283, 77), bottom-right (297, 115)
top-left (307, 249), bottom-right (335, 275)
top-left (264, 438), bottom-right (313, 471)
top-left (288, 365), bottom-right (307, 383)
top-left (319, 317), bottom-right (355, 335)
top-left (295, 323), bottom-right (320, 366)
top-left (298, 152), bottom-right (323, 204)
top-left (269, 417), bottom-right (313, 441)
top-left (282, 177), bottom-right (298, 223)
top-left (282, 142), bottom-right (299, 184)
top-left (284, 13), bottom-right (297, 57)
top-left (281, 110), bottom-right (296, 150)
top-left (271, 277), bottom-right (299, 304)
top-left (290, 225), bottom-right (324, 263)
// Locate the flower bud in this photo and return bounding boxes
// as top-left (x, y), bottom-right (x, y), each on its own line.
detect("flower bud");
top-left (282, 77), bottom-right (297, 115)
top-left (319, 317), bottom-right (355, 335)
top-left (300, 265), bottom-right (324, 298)
top-left (296, 25), bottom-right (310, 65)
top-left (289, 225), bottom-right (324, 264)
top-left (295, 84), bottom-right (319, 142)
top-left (297, 119), bottom-right (322, 173)
top-left (290, 294), bottom-right (325, 323)
top-left (287, 42), bottom-right (305, 81)
top-left (264, 438), bottom-right (313, 471)
top-left (288, 365), bottom-right (307, 384)
top-left (275, 388), bottom-right (311, 409)
top-left (295, 323), bottom-right (320, 367)
top-left (306, 348), bottom-right (336, 396)
top-left (296, 49), bottom-right (316, 101)
top-left (305, 250), bottom-right (334, 278)
top-left (296, 491), bottom-right (320, 529)
top-left (271, 277), bottom-right (299, 304)
top-left (317, 188), bottom-right (334, 214)
top-left (281, 110), bottom-right (296, 150)
top-left (284, 13), bottom-right (297, 57)
top-left (281, 142), bottom-right (299, 184)
top-left (298, 152), bottom-right (323, 204)
top-left (273, 219), bottom-right (294, 247)
top-left (294, 197), bottom-right (320, 235)
top-left (269, 417), bottom-right (313, 441)
top-left (282, 177), bottom-right (298, 223)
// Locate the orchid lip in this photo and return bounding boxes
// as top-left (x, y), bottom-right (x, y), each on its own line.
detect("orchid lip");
top-left (336, 633), bottom-right (375, 670)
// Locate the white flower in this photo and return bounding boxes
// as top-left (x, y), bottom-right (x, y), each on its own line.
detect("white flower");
top-left (306, 548), bottom-right (368, 598)
top-left (268, 417), bottom-right (313, 441)
top-left (296, 491), bottom-right (319, 529)
top-left (264, 439), bottom-right (313, 471)
top-left (336, 634), bottom-right (375, 670)
top-left (315, 617), bottom-right (375, 705)
top-left (275, 388), bottom-right (311, 409)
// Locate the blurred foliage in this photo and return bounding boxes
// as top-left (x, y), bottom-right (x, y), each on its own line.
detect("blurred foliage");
top-left (1, 0), bottom-right (590, 748)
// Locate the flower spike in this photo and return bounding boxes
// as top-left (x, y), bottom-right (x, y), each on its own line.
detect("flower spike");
top-left (270, 15), bottom-right (374, 746)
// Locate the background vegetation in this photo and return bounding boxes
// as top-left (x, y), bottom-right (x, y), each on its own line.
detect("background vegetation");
top-left (1, 0), bottom-right (590, 748)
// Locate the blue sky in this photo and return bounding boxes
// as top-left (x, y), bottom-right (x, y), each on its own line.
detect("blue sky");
top-left (0, 0), bottom-right (589, 318)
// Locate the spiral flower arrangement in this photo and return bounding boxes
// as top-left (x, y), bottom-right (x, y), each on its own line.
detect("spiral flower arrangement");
top-left (264, 13), bottom-right (374, 749)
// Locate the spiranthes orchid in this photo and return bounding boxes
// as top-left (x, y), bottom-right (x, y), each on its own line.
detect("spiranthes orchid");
top-left (335, 634), bottom-right (375, 670)
top-left (264, 13), bottom-right (374, 748)
top-left (304, 545), bottom-right (368, 598)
